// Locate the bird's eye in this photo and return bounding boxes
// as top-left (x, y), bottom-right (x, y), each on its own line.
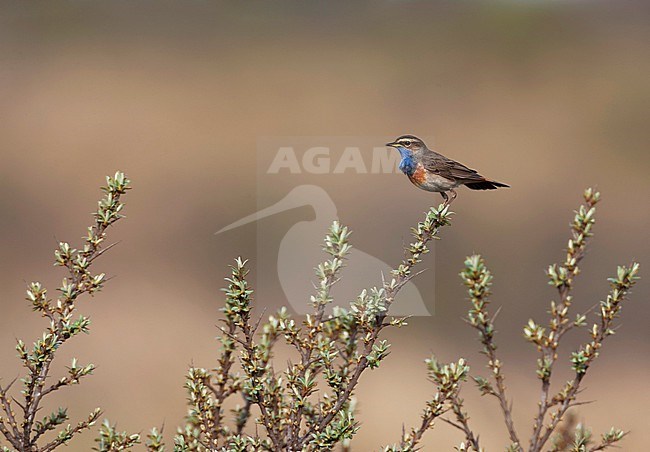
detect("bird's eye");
top-left (402, 140), bottom-right (411, 147)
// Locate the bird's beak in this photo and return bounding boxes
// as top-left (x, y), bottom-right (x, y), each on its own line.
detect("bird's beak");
top-left (385, 141), bottom-right (398, 148)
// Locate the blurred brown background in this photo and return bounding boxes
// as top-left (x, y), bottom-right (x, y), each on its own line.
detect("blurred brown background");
top-left (1, 1), bottom-right (649, 450)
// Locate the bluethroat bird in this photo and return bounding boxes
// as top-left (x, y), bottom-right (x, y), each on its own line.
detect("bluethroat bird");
top-left (386, 135), bottom-right (509, 205)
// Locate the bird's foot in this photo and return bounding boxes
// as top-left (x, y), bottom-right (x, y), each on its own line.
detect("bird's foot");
top-left (439, 190), bottom-right (456, 210)
top-left (440, 192), bottom-right (449, 210)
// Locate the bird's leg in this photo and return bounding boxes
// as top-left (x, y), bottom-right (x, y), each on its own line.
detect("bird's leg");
top-left (440, 191), bottom-right (449, 207)
top-left (440, 190), bottom-right (457, 208)
top-left (448, 189), bottom-right (458, 204)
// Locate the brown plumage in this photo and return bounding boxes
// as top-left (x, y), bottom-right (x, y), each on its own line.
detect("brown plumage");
top-left (419, 150), bottom-right (509, 189)
top-left (387, 134), bottom-right (509, 205)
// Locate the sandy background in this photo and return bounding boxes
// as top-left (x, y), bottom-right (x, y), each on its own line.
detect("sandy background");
top-left (0, 1), bottom-right (648, 450)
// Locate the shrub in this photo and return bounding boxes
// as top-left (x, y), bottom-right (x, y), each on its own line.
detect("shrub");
top-left (0, 175), bottom-right (639, 452)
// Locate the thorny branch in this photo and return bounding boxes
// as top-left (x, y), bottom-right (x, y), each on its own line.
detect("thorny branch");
top-left (0, 172), bottom-right (131, 452)
top-left (462, 255), bottom-right (521, 450)
top-left (525, 189), bottom-right (639, 452)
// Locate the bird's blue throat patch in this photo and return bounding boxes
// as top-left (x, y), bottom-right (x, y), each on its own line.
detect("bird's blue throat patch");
top-left (397, 148), bottom-right (416, 176)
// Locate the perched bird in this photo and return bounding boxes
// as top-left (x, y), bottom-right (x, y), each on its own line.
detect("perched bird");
top-left (386, 135), bottom-right (509, 205)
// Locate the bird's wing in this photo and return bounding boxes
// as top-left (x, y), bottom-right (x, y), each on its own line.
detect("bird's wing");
top-left (421, 151), bottom-right (486, 182)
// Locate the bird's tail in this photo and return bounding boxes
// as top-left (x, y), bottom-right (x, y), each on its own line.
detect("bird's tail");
top-left (465, 179), bottom-right (510, 190)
